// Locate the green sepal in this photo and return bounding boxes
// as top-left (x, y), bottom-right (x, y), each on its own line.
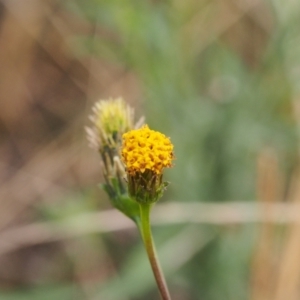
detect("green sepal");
top-left (132, 181), bottom-right (169, 204)
top-left (101, 180), bottom-right (140, 223)
top-left (127, 170), bottom-right (170, 204)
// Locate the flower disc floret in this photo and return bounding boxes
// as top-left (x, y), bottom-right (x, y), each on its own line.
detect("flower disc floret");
top-left (121, 125), bottom-right (174, 175)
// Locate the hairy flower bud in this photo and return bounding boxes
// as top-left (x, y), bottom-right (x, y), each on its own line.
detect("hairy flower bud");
top-left (86, 97), bottom-right (144, 220)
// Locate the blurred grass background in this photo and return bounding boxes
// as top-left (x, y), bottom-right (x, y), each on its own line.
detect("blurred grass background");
top-left (1, 0), bottom-right (300, 299)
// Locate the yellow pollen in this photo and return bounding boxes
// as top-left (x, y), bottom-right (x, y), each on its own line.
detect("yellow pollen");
top-left (121, 125), bottom-right (174, 175)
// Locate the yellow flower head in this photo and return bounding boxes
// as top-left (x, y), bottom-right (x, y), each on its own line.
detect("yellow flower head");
top-left (121, 125), bottom-right (174, 175)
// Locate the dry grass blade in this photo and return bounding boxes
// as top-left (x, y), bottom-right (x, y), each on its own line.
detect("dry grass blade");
top-left (274, 169), bottom-right (300, 300)
top-left (250, 150), bottom-right (280, 300)
top-left (1, 201), bottom-right (300, 257)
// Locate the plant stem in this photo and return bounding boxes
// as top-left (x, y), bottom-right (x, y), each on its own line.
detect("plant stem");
top-left (138, 203), bottom-right (171, 300)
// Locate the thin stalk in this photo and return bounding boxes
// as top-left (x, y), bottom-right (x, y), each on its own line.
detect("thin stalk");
top-left (138, 203), bottom-right (171, 300)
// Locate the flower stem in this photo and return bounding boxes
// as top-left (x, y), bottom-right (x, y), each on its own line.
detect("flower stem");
top-left (138, 203), bottom-right (171, 300)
